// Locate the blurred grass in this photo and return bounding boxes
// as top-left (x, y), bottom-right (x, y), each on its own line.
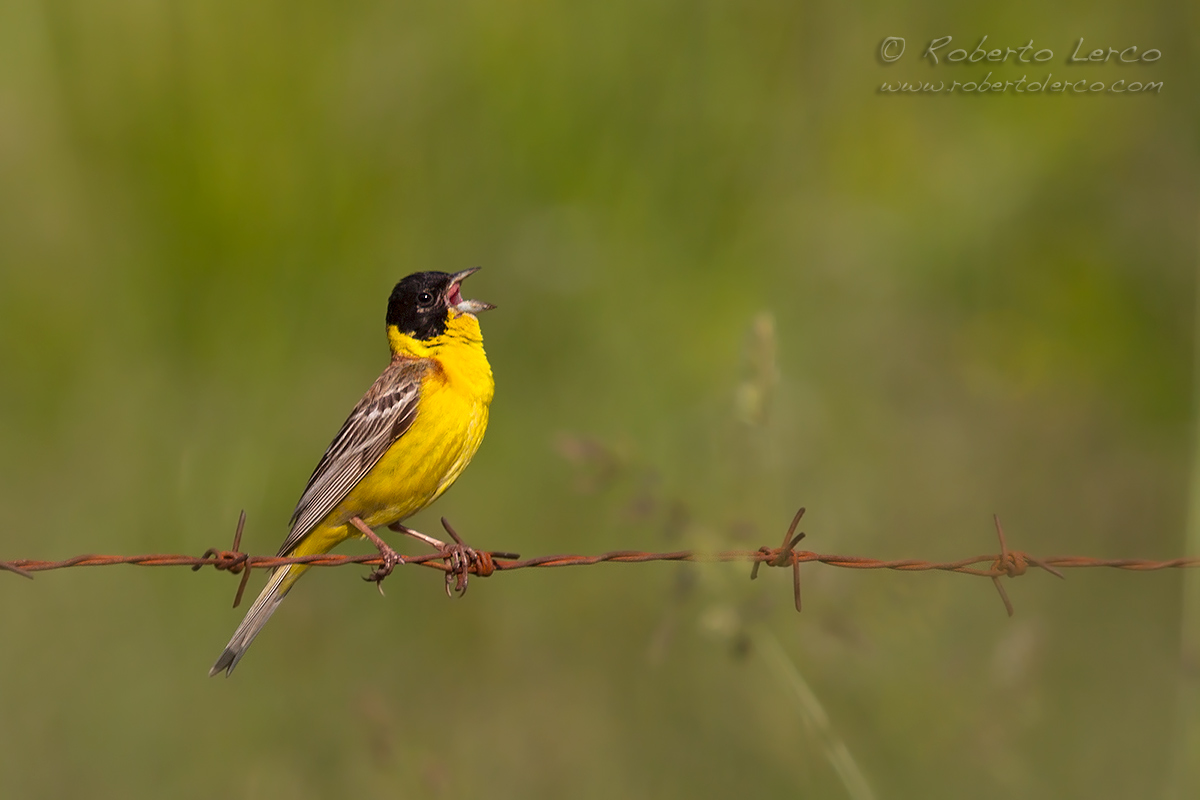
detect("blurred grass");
top-left (0, 1), bottom-right (1196, 798)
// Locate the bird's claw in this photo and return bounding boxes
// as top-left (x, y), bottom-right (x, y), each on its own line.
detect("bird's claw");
top-left (363, 547), bottom-right (404, 595)
top-left (435, 518), bottom-right (481, 597)
top-left (349, 516), bottom-right (405, 595)
top-left (383, 517), bottom-right (486, 597)
top-left (438, 541), bottom-right (479, 597)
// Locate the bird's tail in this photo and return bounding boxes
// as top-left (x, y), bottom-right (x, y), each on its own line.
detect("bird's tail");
top-left (208, 563), bottom-right (309, 677)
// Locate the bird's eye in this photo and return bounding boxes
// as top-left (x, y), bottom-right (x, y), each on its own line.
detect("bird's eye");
top-left (417, 291), bottom-right (434, 306)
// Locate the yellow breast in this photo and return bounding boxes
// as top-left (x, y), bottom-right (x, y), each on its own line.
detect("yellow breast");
top-left (296, 311), bottom-right (493, 556)
top-left (356, 310), bottom-right (493, 524)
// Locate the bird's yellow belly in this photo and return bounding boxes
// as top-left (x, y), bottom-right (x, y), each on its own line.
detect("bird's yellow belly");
top-left (337, 378), bottom-right (490, 528)
top-left (289, 362), bottom-right (492, 559)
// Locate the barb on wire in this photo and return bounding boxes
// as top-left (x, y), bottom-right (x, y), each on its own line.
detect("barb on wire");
top-left (750, 506), bottom-right (808, 611)
top-left (2, 507), bottom-right (1198, 617)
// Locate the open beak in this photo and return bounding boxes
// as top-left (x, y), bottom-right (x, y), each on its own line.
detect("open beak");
top-left (447, 267), bottom-right (495, 315)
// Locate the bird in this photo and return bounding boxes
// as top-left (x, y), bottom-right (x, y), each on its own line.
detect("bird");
top-left (209, 268), bottom-right (495, 677)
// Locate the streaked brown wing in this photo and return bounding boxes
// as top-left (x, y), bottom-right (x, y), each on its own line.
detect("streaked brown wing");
top-left (278, 358), bottom-right (427, 555)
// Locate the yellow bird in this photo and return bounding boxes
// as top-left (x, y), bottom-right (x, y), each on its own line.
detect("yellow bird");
top-left (209, 269), bottom-right (495, 676)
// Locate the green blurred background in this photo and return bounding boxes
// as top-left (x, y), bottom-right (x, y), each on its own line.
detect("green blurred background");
top-left (0, 1), bottom-right (1195, 798)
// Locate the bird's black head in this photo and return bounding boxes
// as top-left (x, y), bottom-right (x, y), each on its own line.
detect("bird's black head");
top-left (385, 268), bottom-right (493, 341)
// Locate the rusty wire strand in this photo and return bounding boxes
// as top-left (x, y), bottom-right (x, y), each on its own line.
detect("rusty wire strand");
top-left (2, 508), bottom-right (1197, 616)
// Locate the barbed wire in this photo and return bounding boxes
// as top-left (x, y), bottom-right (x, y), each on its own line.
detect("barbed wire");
top-left (1, 508), bottom-right (1196, 616)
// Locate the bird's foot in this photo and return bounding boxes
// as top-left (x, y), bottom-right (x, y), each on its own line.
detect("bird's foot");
top-left (438, 520), bottom-right (479, 597)
top-left (389, 518), bottom-right (481, 597)
top-left (350, 516), bottom-right (405, 595)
